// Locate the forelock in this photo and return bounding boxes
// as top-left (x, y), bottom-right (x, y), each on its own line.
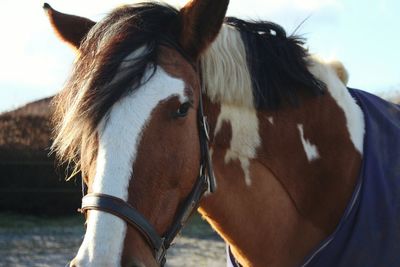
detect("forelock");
top-left (51, 3), bottom-right (180, 175)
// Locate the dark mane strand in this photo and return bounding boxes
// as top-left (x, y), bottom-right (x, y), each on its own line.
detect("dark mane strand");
top-left (53, 2), bottom-right (327, 172)
top-left (225, 17), bottom-right (326, 110)
top-left (52, 3), bottom-right (181, 170)
top-left (78, 3), bottom-right (180, 131)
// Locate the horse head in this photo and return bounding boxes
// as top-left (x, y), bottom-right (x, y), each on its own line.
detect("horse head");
top-left (45, 1), bottom-right (228, 266)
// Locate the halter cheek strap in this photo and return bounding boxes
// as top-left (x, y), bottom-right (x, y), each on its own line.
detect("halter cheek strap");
top-left (81, 194), bottom-right (163, 253)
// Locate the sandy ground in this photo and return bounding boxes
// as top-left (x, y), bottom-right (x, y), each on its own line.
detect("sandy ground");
top-left (0, 214), bottom-right (226, 267)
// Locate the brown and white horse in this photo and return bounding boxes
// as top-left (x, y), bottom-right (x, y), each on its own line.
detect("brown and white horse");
top-left (45, 1), bottom-right (366, 266)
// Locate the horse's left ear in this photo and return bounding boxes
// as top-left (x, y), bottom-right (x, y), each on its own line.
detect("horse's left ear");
top-left (178, 0), bottom-right (230, 59)
top-left (43, 3), bottom-right (96, 50)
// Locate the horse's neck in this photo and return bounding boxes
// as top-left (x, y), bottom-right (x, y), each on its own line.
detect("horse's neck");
top-left (199, 60), bottom-right (365, 267)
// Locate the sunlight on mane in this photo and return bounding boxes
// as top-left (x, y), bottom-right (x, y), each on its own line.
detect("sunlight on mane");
top-left (201, 25), bottom-right (255, 109)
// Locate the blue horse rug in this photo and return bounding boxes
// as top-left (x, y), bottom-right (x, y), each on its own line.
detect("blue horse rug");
top-left (228, 88), bottom-right (400, 267)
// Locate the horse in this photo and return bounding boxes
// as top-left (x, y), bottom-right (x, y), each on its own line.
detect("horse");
top-left (44, 1), bottom-right (400, 266)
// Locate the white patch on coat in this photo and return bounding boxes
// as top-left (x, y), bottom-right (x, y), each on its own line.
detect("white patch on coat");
top-left (201, 25), bottom-right (259, 186)
top-left (201, 25), bottom-right (254, 109)
top-left (308, 57), bottom-right (365, 154)
top-left (214, 105), bottom-right (261, 186)
top-left (73, 67), bottom-right (186, 267)
top-left (267, 117), bottom-right (274, 125)
top-left (297, 124), bottom-right (320, 161)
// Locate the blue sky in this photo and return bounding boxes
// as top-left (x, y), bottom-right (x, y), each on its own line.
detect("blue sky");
top-left (0, 0), bottom-right (399, 112)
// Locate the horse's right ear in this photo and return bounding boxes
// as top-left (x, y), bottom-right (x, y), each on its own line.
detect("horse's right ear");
top-left (43, 3), bottom-right (95, 50)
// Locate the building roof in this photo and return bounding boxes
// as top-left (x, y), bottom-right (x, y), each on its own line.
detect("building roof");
top-left (2, 97), bottom-right (53, 117)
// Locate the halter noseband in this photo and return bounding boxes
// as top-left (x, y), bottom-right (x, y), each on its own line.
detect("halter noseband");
top-left (79, 55), bottom-right (216, 266)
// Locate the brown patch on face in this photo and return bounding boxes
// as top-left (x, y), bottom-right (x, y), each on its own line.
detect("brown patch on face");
top-left (157, 46), bottom-right (199, 89)
top-left (120, 47), bottom-right (203, 265)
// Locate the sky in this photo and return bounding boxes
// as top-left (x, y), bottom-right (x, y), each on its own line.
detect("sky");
top-left (0, 0), bottom-right (399, 112)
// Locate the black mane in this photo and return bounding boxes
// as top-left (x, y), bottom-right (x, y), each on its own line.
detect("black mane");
top-left (53, 2), bottom-right (328, 173)
top-left (71, 3), bottom-right (181, 131)
top-left (60, 3), bottom-right (326, 142)
top-left (52, 2), bottom-right (183, 168)
top-left (225, 17), bottom-right (326, 109)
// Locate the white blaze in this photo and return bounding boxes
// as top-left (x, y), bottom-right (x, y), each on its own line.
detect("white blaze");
top-left (73, 67), bottom-right (185, 266)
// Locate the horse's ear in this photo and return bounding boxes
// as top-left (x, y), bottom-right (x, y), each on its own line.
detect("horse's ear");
top-left (178, 0), bottom-right (229, 59)
top-left (43, 3), bottom-right (95, 50)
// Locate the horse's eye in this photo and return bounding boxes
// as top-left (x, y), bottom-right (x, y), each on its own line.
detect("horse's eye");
top-left (175, 102), bottom-right (192, 118)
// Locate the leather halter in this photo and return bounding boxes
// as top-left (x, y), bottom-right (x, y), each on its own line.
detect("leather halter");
top-left (79, 56), bottom-right (216, 266)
